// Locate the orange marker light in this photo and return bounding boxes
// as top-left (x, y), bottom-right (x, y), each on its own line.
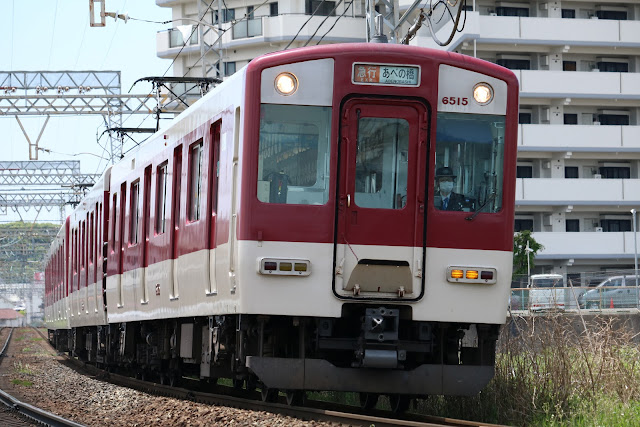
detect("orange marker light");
top-left (466, 270), bottom-right (479, 280)
top-left (451, 269), bottom-right (464, 279)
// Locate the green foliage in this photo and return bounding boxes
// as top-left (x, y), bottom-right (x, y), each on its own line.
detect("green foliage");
top-left (0, 221), bottom-right (60, 284)
top-left (513, 230), bottom-right (544, 277)
top-left (11, 379), bottom-right (33, 387)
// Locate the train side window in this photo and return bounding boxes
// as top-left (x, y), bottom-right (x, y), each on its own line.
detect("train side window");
top-left (434, 112), bottom-right (506, 213)
top-left (257, 104), bottom-right (332, 205)
top-left (111, 194), bottom-right (117, 249)
top-left (156, 162), bottom-right (168, 234)
top-left (89, 212), bottom-right (94, 265)
top-left (130, 180), bottom-right (140, 245)
top-left (188, 140), bottom-right (204, 221)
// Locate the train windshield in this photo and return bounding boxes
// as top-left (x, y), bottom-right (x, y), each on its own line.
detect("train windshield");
top-left (257, 104), bottom-right (332, 205)
top-left (434, 112), bottom-right (506, 213)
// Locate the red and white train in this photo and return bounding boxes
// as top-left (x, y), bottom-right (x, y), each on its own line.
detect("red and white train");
top-left (45, 43), bottom-right (518, 409)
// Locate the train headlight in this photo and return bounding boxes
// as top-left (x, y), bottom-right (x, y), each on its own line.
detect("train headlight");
top-left (275, 72), bottom-right (298, 96)
top-left (473, 83), bottom-right (493, 105)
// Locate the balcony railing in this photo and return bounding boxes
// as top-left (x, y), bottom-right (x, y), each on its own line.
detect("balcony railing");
top-left (167, 27), bottom-right (198, 48)
top-left (232, 18), bottom-right (262, 39)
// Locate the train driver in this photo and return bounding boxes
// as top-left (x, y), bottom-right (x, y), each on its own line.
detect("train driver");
top-left (435, 167), bottom-right (475, 211)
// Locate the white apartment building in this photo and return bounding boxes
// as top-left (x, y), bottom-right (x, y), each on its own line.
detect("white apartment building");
top-left (155, 0), bottom-right (640, 283)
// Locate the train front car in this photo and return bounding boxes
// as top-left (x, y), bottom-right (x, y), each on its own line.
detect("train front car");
top-left (237, 43), bottom-right (518, 404)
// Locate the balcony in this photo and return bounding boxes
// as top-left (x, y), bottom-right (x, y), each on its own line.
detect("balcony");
top-left (515, 178), bottom-right (640, 205)
top-left (532, 231), bottom-right (638, 260)
top-left (156, 15), bottom-right (366, 56)
top-left (517, 70), bottom-right (640, 99)
top-left (519, 125), bottom-right (640, 151)
top-left (415, 13), bottom-right (640, 51)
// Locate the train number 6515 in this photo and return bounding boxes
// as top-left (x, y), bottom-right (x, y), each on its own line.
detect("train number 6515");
top-left (441, 97), bottom-right (468, 106)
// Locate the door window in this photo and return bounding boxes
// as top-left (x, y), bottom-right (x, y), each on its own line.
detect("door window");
top-left (355, 117), bottom-right (409, 209)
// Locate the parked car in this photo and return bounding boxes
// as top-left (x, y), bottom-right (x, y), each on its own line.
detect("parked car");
top-left (528, 274), bottom-right (565, 312)
top-left (579, 275), bottom-right (640, 309)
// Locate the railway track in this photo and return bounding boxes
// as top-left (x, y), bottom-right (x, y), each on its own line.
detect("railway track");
top-left (28, 328), bottom-right (503, 427)
top-left (0, 328), bottom-right (84, 427)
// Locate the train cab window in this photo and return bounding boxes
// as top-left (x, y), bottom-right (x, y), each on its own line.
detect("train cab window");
top-left (354, 117), bottom-right (409, 209)
top-left (130, 180), bottom-right (140, 244)
top-left (188, 140), bottom-right (204, 221)
top-left (434, 112), bottom-right (506, 213)
top-left (257, 104), bottom-right (332, 205)
top-left (156, 162), bottom-right (168, 234)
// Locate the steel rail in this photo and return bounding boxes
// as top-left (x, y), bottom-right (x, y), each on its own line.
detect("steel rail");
top-left (0, 328), bottom-right (86, 427)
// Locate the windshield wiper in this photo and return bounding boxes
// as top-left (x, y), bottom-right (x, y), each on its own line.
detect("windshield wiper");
top-left (465, 192), bottom-right (496, 221)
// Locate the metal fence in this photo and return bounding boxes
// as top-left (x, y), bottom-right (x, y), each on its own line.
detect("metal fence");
top-left (511, 269), bottom-right (640, 312)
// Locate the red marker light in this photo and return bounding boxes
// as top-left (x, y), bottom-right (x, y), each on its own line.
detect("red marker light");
top-left (264, 262), bottom-right (277, 271)
top-left (481, 271), bottom-right (494, 280)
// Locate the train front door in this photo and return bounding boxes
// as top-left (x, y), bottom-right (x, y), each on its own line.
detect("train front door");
top-left (334, 98), bottom-right (429, 300)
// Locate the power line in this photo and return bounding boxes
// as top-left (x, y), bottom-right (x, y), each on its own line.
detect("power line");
top-left (284, 0), bottom-right (328, 50)
top-left (47, 0), bottom-right (59, 68)
top-left (303, 0), bottom-right (345, 47)
top-left (316, 1), bottom-right (353, 45)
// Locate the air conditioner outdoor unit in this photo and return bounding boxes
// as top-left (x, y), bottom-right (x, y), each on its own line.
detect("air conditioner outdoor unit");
top-left (595, 227), bottom-right (603, 232)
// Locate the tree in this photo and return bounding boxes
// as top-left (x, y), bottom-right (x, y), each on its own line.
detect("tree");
top-left (513, 230), bottom-right (543, 277)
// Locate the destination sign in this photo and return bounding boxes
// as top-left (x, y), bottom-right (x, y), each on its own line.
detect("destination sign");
top-left (352, 63), bottom-right (420, 87)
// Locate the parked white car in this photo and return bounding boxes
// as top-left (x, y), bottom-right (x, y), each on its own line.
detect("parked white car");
top-left (528, 274), bottom-right (565, 312)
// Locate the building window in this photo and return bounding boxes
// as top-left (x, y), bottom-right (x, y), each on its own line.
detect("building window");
top-left (561, 9), bottom-right (575, 18)
top-left (156, 162), bottom-right (168, 234)
top-left (306, 0), bottom-right (336, 16)
top-left (599, 166), bottom-right (630, 179)
top-left (247, 5), bottom-right (254, 18)
top-left (517, 165), bottom-right (533, 178)
top-left (597, 61), bottom-right (628, 73)
top-left (223, 8), bottom-right (235, 22)
top-left (563, 61), bottom-right (576, 71)
top-left (598, 114), bottom-right (629, 126)
top-left (225, 62), bottom-right (236, 76)
top-left (565, 166), bottom-right (579, 179)
top-left (566, 219), bottom-right (579, 232)
top-left (496, 58), bottom-right (530, 70)
top-left (188, 141), bottom-right (204, 222)
top-left (564, 114), bottom-right (578, 125)
top-left (601, 219), bottom-right (631, 232)
top-left (518, 112), bottom-right (531, 124)
top-left (130, 180), bottom-right (140, 244)
top-left (496, 7), bottom-right (529, 17)
top-left (514, 219), bottom-right (533, 232)
top-left (596, 10), bottom-right (627, 20)
top-left (270, 2), bottom-right (279, 16)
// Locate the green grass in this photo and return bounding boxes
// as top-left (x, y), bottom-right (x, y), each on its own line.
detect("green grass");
top-left (13, 362), bottom-right (34, 375)
top-left (11, 379), bottom-right (33, 387)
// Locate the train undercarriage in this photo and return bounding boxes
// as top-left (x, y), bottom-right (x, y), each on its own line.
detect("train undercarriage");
top-left (50, 304), bottom-right (500, 410)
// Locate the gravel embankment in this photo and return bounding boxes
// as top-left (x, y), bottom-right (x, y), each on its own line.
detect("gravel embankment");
top-left (0, 328), bottom-right (344, 427)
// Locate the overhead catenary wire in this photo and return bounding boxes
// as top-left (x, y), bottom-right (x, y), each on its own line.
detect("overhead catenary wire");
top-left (284, 0), bottom-right (328, 50)
top-left (182, 0), bottom-right (272, 77)
top-left (47, 0), bottom-right (59, 68)
top-left (302, 0), bottom-right (344, 47)
top-left (315, 0), bottom-right (353, 45)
